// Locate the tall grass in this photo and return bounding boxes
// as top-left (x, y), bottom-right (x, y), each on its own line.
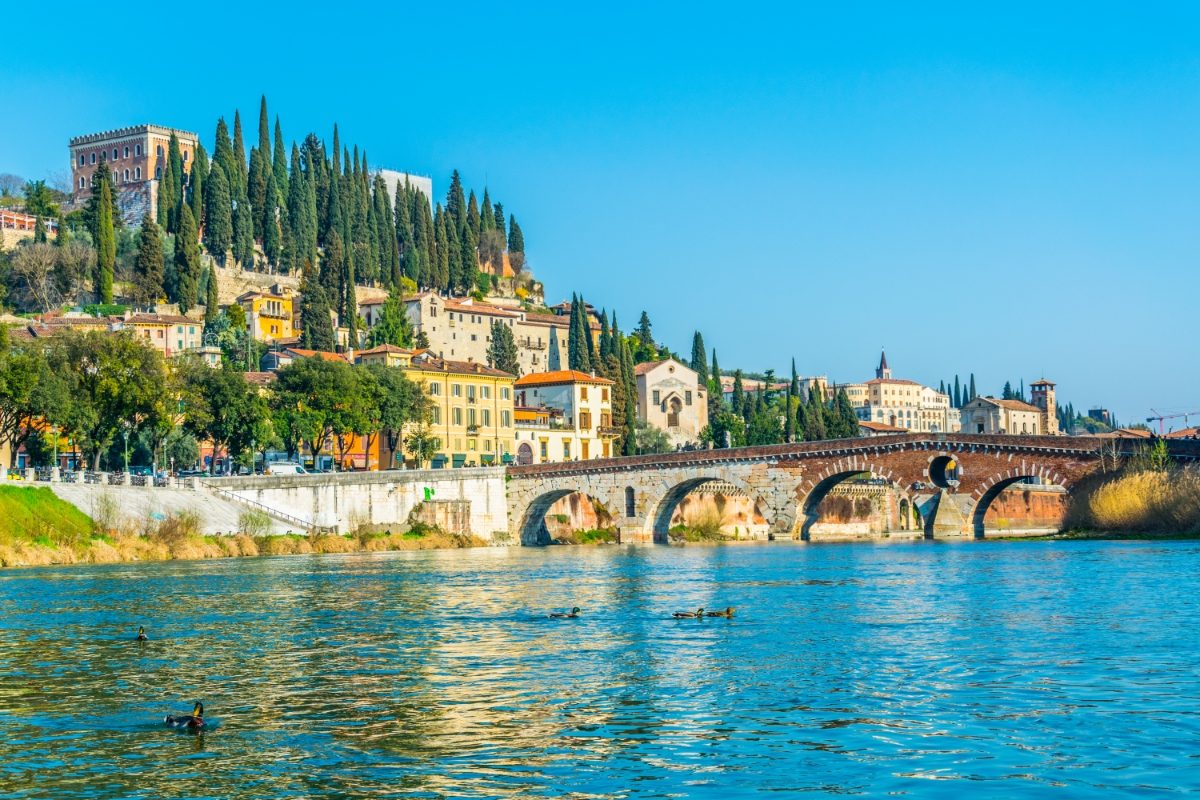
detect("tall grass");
top-left (1067, 467), bottom-right (1200, 534)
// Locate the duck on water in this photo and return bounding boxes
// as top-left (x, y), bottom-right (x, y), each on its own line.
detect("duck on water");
top-left (165, 702), bottom-right (205, 730)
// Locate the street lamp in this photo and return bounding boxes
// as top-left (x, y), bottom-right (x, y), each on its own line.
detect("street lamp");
top-left (122, 428), bottom-right (129, 473)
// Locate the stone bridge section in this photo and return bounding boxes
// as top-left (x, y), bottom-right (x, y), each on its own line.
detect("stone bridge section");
top-left (506, 434), bottom-right (1200, 544)
top-left (203, 467), bottom-right (509, 539)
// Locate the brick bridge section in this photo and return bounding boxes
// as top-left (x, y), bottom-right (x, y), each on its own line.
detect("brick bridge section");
top-left (505, 434), bottom-right (1200, 545)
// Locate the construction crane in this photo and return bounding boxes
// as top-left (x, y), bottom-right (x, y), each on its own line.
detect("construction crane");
top-left (1146, 409), bottom-right (1200, 435)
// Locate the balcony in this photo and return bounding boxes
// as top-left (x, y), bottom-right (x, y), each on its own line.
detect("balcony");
top-left (598, 425), bottom-right (622, 438)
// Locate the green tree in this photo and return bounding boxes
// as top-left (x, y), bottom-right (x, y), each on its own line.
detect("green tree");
top-left (33, 215), bottom-right (46, 244)
top-left (189, 143), bottom-right (208, 230)
top-left (690, 332), bottom-right (708, 383)
top-left (132, 214), bottom-right (164, 306)
top-left (173, 204), bottom-right (201, 313)
top-left (166, 133), bottom-right (184, 232)
top-left (205, 267), bottom-right (219, 325)
top-left (298, 262), bottom-right (335, 351)
top-left (486, 319), bottom-right (520, 376)
top-left (232, 189), bottom-right (254, 268)
top-left (179, 359), bottom-right (270, 474)
top-left (94, 179), bottom-right (115, 303)
top-left (366, 292), bottom-right (413, 348)
top-left (634, 419), bottom-right (672, 454)
top-left (363, 362), bottom-right (425, 469)
top-left (203, 163), bottom-right (233, 264)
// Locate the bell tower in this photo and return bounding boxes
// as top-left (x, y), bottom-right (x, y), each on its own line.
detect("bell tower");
top-left (1030, 379), bottom-right (1058, 435)
top-left (876, 349), bottom-right (891, 380)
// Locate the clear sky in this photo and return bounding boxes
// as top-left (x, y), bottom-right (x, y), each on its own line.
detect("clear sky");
top-left (3, 2), bottom-right (1198, 427)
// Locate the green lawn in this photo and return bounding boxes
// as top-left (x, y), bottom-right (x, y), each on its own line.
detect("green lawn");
top-left (0, 486), bottom-right (93, 545)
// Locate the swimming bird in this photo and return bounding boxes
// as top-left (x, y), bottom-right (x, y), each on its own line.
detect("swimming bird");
top-left (673, 607), bottom-right (705, 618)
top-left (705, 607), bottom-right (736, 618)
top-left (136, 626), bottom-right (148, 641)
top-left (164, 702), bottom-right (205, 730)
top-left (549, 606), bottom-right (581, 618)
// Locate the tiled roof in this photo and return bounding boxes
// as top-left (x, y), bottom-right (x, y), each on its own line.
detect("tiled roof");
top-left (634, 359), bottom-right (668, 376)
top-left (125, 313), bottom-right (196, 325)
top-left (865, 378), bottom-right (920, 386)
top-left (243, 371), bottom-right (278, 386)
top-left (1166, 427), bottom-right (1200, 439)
top-left (993, 398), bottom-right (1041, 412)
top-left (283, 347), bottom-right (350, 363)
top-left (515, 370), bottom-right (614, 387)
top-left (859, 420), bottom-right (908, 432)
top-left (409, 354), bottom-right (514, 378)
top-left (355, 344), bottom-right (415, 357)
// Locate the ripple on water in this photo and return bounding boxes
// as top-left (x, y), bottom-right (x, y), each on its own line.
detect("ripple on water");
top-left (1, 541), bottom-right (1199, 798)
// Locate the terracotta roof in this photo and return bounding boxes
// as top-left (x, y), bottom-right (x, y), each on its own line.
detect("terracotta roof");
top-left (521, 311), bottom-right (598, 330)
top-left (443, 300), bottom-right (521, 318)
top-left (283, 347), bottom-right (349, 363)
top-left (865, 378), bottom-right (921, 386)
top-left (355, 344), bottom-right (415, 357)
top-left (634, 359), bottom-right (668, 376)
top-left (993, 398), bottom-right (1041, 412)
top-left (243, 371), bottom-right (277, 386)
top-left (859, 420), bottom-right (908, 432)
top-left (1095, 428), bottom-right (1153, 438)
top-left (409, 354), bottom-right (514, 378)
top-left (125, 313), bottom-right (196, 325)
top-left (1166, 427), bottom-right (1200, 439)
top-left (236, 290), bottom-right (288, 302)
top-left (515, 369), bottom-right (614, 387)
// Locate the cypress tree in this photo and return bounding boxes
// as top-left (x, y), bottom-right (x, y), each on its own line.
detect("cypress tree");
top-left (621, 338), bottom-right (637, 455)
top-left (690, 332), bottom-right (708, 383)
top-left (167, 133), bottom-right (184, 231)
top-left (256, 95), bottom-right (270, 154)
top-left (231, 109), bottom-right (247, 195)
top-left (204, 163), bottom-right (233, 265)
top-left (205, 266), bottom-right (219, 325)
top-left (433, 206), bottom-right (449, 290)
top-left (132, 213), bottom-right (164, 306)
top-left (173, 204), bottom-right (201, 313)
top-left (480, 188), bottom-right (494, 231)
top-left (458, 223), bottom-right (477, 294)
top-left (248, 147), bottom-right (268, 239)
top-left (598, 310), bottom-right (612, 362)
top-left (806, 385), bottom-right (827, 441)
top-left (969, 373), bottom-right (977, 401)
top-left (95, 179), bottom-right (115, 303)
top-left (156, 155), bottom-right (175, 232)
top-left (548, 325), bottom-right (561, 371)
top-left (953, 376), bottom-right (962, 408)
top-left (233, 188), bottom-right (254, 268)
top-left (637, 311), bottom-right (654, 350)
top-left (213, 118), bottom-right (236, 197)
top-left (493, 202), bottom-right (505, 239)
top-left (1019, 379), bottom-right (1025, 402)
top-left (731, 370), bottom-right (745, 418)
top-left (272, 117), bottom-right (288, 201)
top-left (189, 143), bottom-right (208, 230)
top-left (54, 217), bottom-right (69, 247)
top-left (1002, 381), bottom-right (1013, 400)
top-left (507, 215), bottom-right (524, 253)
top-left (263, 169), bottom-right (281, 266)
top-left (33, 215), bottom-right (46, 243)
top-left (581, 296), bottom-right (596, 367)
top-left (446, 170), bottom-right (465, 227)
top-left (299, 261), bottom-right (335, 351)
top-left (939, 380), bottom-right (946, 395)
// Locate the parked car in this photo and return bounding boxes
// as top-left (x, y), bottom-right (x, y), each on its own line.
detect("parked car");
top-left (264, 462), bottom-right (307, 476)
top-left (129, 466), bottom-right (153, 477)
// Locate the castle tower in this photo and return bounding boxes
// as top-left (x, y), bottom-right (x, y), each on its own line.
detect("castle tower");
top-left (1030, 379), bottom-right (1058, 435)
top-left (875, 349), bottom-right (891, 380)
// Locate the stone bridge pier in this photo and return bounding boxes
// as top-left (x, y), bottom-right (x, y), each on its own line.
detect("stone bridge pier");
top-left (506, 434), bottom-right (1195, 545)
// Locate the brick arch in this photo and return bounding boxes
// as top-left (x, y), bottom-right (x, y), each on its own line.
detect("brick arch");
top-left (969, 465), bottom-right (1069, 538)
top-left (644, 474), bottom-right (762, 544)
top-left (792, 455), bottom-right (915, 540)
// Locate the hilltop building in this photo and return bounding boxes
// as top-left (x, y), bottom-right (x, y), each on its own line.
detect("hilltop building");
top-left (513, 370), bottom-right (618, 463)
top-left (376, 170), bottom-right (433, 208)
top-left (635, 358), bottom-right (708, 448)
top-left (840, 351), bottom-right (959, 433)
top-left (69, 124), bottom-right (198, 225)
top-left (960, 379), bottom-right (1058, 435)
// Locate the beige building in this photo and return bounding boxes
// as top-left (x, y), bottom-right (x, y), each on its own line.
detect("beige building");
top-left (391, 293), bottom-right (597, 376)
top-left (114, 313), bottom-right (204, 358)
top-left (961, 379), bottom-right (1059, 435)
top-left (842, 352), bottom-right (959, 433)
top-left (635, 358), bottom-right (709, 447)
top-left (69, 124), bottom-right (199, 225)
top-left (513, 370), bottom-right (619, 464)
top-left (404, 351), bottom-right (516, 468)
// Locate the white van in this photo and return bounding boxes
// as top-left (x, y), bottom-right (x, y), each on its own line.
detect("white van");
top-left (265, 462), bottom-right (307, 476)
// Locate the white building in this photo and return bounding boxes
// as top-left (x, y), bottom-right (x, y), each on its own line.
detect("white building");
top-left (635, 358), bottom-right (709, 447)
top-left (513, 370), bottom-right (619, 463)
top-left (376, 169), bottom-right (434, 207)
top-left (841, 351), bottom-right (959, 434)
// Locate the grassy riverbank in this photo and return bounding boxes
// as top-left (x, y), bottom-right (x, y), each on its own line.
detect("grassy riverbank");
top-left (1063, 464), bottom-right (1200, 536)
top-left (0, 487), bottom-right (486, 568)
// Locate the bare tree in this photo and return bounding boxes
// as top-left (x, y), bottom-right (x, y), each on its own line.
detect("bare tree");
top-left (11, 243), bottom-right (62, 312)
top-left (0, 173), bottom-right (24, 197)
top-left (54, 240), bottom-right (96, 300)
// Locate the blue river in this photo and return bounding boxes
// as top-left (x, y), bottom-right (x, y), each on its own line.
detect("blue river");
top-left (0, 540), bottom-right (1198, 798)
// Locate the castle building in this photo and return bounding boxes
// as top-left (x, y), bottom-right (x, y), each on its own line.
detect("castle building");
top-left (69, 124), bottom-right (199, 225)
top-left (840, 351), bottom-right (959, 433)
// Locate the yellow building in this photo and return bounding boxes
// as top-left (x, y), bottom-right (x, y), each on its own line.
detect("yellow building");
top-left (237, 291), bottom-right (295, 343)
top-left (513, 370), bottom-right (619, 464)
top-left (116, 313), bottom-right (203, 358)
top-left (356, 346), bottom-right (516, 468)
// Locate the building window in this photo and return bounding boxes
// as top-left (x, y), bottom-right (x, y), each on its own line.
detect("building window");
top-left (157, 145), bottom-right (164, 158)
top-left (482, 386), bottom-right (490, 399)
top-left (625, 487), bottom-right (635, 517)
top-left (430, 406), bottom-right (440, 423)
top-left (123, 169), bottom-right (129, 182)
top-left (580, 386), bottom-right (588, 400)
top-left (428, 382), bottom-right (441, 396)
top-left (123, 146), bottom-right (129, 158)
top-left (482, 409), bottom-right (491, 426)
top-left (452, 383), bottom-right (462, 397)
top-left (602, 388), bottom-right (609, 402)
top-left (135, 144), bottom-right (142, 156)
top-left (652, 390), bottom-right (661, 404)
top-left (467, 385), bottom-right (476, 400)
top-left (501, 410), bottom-right (510, 427)
top-left (156, 167), bottom-right (162, 179)
top-left (90, 153), bottom-right (96, 165)
top-left (78, 155), bottom-right (85, 166)
top-left (579, 411), bottom-right (592, 429)
top-left (183, 151), bottom-right (189, 162)
top-left (563, 442), bottom-right (571, 459)
top-left (79, 177), bottom-right (86, 189)
top-left (134, 167), bottom-right (141, 179)
top-left (501, 388), bottom-right (510, 400)
top-left (685, 391), bottom-right (692, 405)
top-left (540, 441), bottom-right (548, 459)
top-left (453, 408), bottom-right (463, 425)
top-left (468, 408), bottom-right (477, 427)
top-left (113, 149), bottom-right (119, 160)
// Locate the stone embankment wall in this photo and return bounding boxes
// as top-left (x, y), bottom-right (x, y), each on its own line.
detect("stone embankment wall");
top-left (203, 467), bottom-right (509, 539)
top-left (46, 483), bottom-right (295, 536)
top-left (982, 485), bottom-right (1067, 535)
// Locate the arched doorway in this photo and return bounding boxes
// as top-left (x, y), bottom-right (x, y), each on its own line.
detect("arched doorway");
top-left (517, 442), bottom-right (533, 466)
top-left (667, 397), bottom-right (682, 429)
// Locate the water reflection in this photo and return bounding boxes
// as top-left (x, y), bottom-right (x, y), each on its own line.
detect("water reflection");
top-left (1, 541), bottom-right (1199, 797)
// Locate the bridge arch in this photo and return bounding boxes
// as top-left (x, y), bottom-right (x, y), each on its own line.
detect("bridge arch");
top-left (970, 466), bottom-right (1069, 538)
top-left (795, 460), bottom-right (915, 540)
top-left (646, 475), bottom-right (765, 544)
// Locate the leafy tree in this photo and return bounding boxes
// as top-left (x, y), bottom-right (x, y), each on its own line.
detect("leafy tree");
top-left (179, 359), bottom-right (270, 474)
top-left (204, 163), bottom-right (233, 264)
top-left (23, 180), bottom-right (59, 218)
top-left (366, 293), bottom-right (413, 348)
top-left (132, 214), bottom-right (164, 305)
top-left (0, 345), bottom-right (70, 466)
top-left (403, 398), bottom-right (441, 469)
top-left (633, 419), bottom-right (672, 454)
top-left (487, 319), bottom-right (520, 376)
top-left (95, 179), bottom-right (115, 303)
top-left (1002, 381), bottom-right (1013, 400)
top-left (364, 363), bottom-right (425, 469)
top-left (173, 204), bottom-right (201, 313)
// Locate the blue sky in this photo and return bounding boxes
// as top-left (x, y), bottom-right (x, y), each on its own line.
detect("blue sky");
top-left (3, 2), bottom-right (1198, 426)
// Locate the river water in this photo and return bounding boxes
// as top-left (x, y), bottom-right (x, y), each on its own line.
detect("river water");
top-left (1, 541), bottom-right (1198, 798)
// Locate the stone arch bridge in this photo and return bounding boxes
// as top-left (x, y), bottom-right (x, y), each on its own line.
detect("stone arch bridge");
top-left (505, 434), bottom-right (1200, 545)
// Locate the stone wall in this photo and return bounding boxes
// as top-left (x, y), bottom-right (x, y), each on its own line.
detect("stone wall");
top-left (982, 485), bottom-right (1068, 535)
top-left (203, 467), bottom-right (509, 539)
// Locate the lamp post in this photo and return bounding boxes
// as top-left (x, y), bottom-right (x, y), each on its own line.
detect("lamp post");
top-left (122, 428), bottom-right (129, 473)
